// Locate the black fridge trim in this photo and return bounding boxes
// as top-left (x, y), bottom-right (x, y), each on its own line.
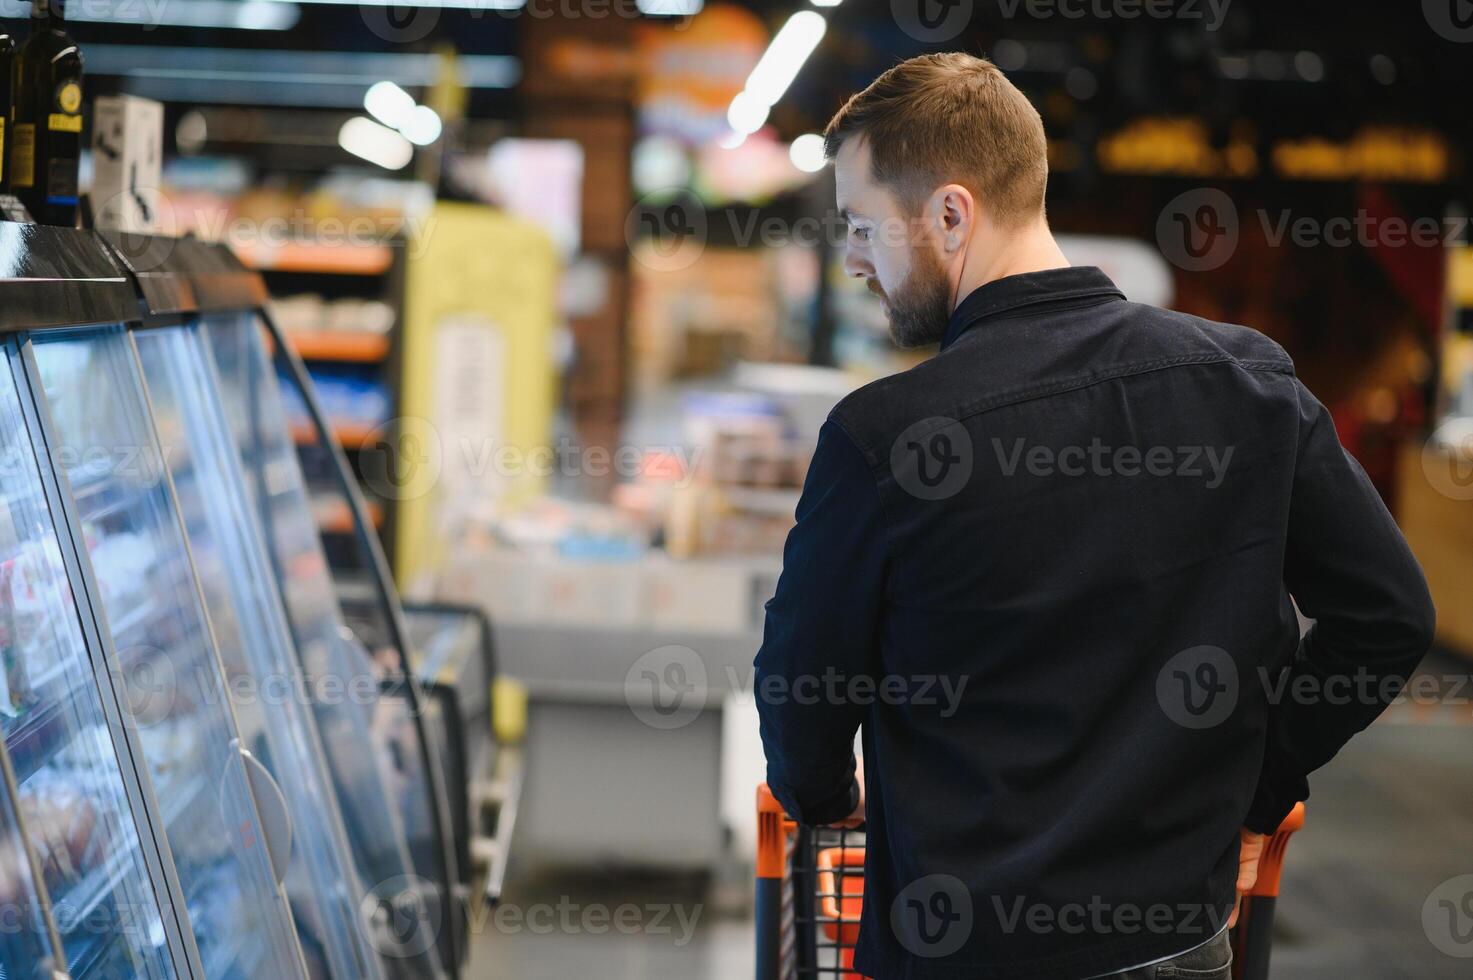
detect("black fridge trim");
top-left (0, 224), bottom-right (139, 331)
top-left (96, 230), bottom-right (269, 320)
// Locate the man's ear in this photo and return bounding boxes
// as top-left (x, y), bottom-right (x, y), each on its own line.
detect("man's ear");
top-left (932, 183), bottom-right (976, 255)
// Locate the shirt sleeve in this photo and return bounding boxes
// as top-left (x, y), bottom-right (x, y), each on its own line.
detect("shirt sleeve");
top-left (1245, 381), bottom-right (1436, 834)
top-left (755, 418), bottom-right (888, 825)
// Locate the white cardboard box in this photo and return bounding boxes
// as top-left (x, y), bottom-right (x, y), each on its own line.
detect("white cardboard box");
top-left (90, 95), bottom-right (163, 234)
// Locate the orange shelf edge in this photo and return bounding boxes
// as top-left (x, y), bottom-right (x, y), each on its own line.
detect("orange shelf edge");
top-left (237, 241), bottom-right (393, 276)
top-left (315, 499), bottom-right (385, 533)
top-left (279, 331), bottom-right (391, 363)
top-left (290, 420), bottom-right (380, 449)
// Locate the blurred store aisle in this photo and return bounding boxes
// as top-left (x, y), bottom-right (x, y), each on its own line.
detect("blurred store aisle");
top-left (467, 653), bottom-right (1473, 980)
top-left (467, 867), bottom-right (753, 980)
top-left (1271, 652), bottom-right (1473, 979)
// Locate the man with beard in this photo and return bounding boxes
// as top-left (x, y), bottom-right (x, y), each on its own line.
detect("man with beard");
top-left (754, 53), bottom-right (1433, 980)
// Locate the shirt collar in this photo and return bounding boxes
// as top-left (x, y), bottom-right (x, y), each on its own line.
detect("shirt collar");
top-left (941, 266), bottom-right (1126, 351)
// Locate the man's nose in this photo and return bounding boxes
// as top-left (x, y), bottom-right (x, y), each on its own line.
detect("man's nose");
top-left (843, 248), bottom-right (873, 280)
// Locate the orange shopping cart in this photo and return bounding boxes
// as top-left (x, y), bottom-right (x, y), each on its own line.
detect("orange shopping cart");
top-left (755, 784), bottom-right (1305, 980)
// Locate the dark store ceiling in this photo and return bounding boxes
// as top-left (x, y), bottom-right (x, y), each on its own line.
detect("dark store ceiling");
top-left (4, 0), bottom-right (1467, 189)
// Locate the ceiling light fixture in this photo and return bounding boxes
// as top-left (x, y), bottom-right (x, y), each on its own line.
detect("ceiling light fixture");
top-left (338, 116), bottom-right (414, 170)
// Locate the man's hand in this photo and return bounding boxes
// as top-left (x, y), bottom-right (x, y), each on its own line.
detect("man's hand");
top-left (829, 769), bottom-right (866, 829)
top-left (1228, 828), bottom-right (1268, 928)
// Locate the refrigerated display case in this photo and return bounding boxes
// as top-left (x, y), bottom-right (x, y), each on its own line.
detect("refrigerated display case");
top-left (271, 333), bottom-right (468, 973)
top-left (0, 224), bottom-right (475, 979)
top-left (0, 222), bottom-right (246, 980)
top-left (263, 259), bottom-right (514, 918)
top-left (29, 323), bottom-right (310, 980)
top-left (100, 230), bottom-right (390, 980)
top-left (202, 303), bottom-right (456, 978)
top-left (0, 336), bottom-right (183, 979)
top-left (103, 231), bottom-right (454, 980)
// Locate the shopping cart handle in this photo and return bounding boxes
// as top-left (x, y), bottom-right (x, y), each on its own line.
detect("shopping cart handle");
top-left (1249, 802), bottom-right (1305, 898)
top-left (1232, 802), bottom-right (1305, 980)
top-left (756, 784), bottom-right (792, 880)
top-left (755, 785), bottom-right (795, 980)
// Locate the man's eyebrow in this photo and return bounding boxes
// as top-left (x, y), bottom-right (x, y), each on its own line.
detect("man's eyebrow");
top-left (839, 207), bottom-right (869, 223)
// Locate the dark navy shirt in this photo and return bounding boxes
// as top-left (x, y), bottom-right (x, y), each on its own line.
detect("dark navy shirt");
top-left (755, 267), bottom-right (1434, 979)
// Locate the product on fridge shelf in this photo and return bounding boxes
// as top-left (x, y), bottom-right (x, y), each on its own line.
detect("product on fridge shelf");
top-left (18, 775), bottom-right (99, 892)
top-left (1, 536), bottom-right (78, 721)
top-left (0, 840), bottom-right (27, 907)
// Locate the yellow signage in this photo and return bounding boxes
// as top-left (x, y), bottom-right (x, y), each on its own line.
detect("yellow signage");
top-left (1097, 118), bottom-right (1450, 183)
top-left (396, 203), bottom-right (559, 588)
top-left (1273, 127), bottom-right (1448, 183)
top-left (1097, 118), bottom-right (1258, 178)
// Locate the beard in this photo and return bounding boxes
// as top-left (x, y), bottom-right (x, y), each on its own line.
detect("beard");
top-left (869, 245), bottom-right (951, 349)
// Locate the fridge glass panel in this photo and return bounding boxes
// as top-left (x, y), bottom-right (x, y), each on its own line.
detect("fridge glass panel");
top-left (268, 333), bottom-right (458, 970)
top-left (30, 327), bottom-right (306, 980)
top-left (135, 325), bottom-right (382, 980)
top-left (202, 312), bottom-right (444, 979)
top-left (0, 340), bottom-right (176, 980)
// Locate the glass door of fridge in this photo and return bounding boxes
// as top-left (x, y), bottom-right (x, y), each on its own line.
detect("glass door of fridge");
top-left (202, 311), bottom-right (447, 980)
top-left (134, 324), bottom-right (386, 980)
top-left (26, 326), bottom-right (309, 980)
top-left (0, 339), bottom-right (182, 980)
top-left (270, 320), bottom-right (462, 975)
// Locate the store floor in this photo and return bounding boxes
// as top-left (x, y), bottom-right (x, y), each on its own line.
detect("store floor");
top-left (467, 652), bottom-right (1473, 979)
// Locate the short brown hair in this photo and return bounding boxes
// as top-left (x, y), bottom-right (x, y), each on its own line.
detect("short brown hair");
top-left (824, 52), bottom-right (1048, 227)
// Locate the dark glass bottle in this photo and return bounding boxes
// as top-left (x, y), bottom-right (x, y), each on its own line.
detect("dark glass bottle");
top-left (12, 0), bottom-right (83, 226)
top-left (0, 32), bottom-right (14, 195)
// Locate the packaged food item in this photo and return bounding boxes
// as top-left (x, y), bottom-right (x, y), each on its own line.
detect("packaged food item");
top-left (18, 778), bottom-right (98, 892)
top-left (0, 842), bottom-right (28, 907)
